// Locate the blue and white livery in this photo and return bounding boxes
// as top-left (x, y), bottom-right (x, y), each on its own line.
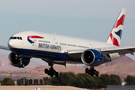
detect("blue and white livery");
top-left (0, 8), bottom-right (135, 77)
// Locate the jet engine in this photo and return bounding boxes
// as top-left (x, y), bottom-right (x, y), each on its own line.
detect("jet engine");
top-left (8, 52), bottom-right (30, 68)
top-left (81, 49), bottom-right (104, 66)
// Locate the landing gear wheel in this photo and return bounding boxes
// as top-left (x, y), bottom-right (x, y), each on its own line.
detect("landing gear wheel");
top-left (44, 65), bottom-right (59, 77)
top-left (85, 67), bottom-right (99, 77)
top-left (85, 68), bottom-right (89, 73)
top-left (91, 73), bottom-right (94, 76)
top-left (95, 71), bottom-right (99, 77)
top-left (50, 74), bottom-right (53, 77)
top-left (55, 72), bottom-right (58, 77)
top-left (45, 69), bottom-right (49, 74)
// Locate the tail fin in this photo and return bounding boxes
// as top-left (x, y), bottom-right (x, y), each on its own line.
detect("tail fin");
top-left (106, 8), bottom-right (126, 46)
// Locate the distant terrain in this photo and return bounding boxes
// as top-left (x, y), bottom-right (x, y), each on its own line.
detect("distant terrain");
top-left (0, 53), bottom-right (135, 81)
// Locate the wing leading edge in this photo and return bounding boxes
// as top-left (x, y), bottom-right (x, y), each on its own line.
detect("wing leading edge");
top-left (66, 45), bottom-right (135, 59)
top-left (0, 45), bottom-right (10, 50)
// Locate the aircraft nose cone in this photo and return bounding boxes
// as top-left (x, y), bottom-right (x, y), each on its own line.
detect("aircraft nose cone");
top-left (8, 40), bottom-right (15, 49)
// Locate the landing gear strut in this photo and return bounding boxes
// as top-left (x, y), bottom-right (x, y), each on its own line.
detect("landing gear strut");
top-left (44, 62), bottom-right (58, 77)
top-left (85, 67), bottom-right (99, 77)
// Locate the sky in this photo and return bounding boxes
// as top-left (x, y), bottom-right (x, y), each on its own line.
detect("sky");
top-left (0, 0), bottom-right (135, 64)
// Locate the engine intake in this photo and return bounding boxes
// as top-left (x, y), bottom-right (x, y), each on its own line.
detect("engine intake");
top-left (9, 52), bottom-right (30, 68)
top-left (81, 49), bottom-right (104, 66)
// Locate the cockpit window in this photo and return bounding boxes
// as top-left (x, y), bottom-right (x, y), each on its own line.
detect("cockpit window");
top-left (10, 37), bottom-right (22, 40)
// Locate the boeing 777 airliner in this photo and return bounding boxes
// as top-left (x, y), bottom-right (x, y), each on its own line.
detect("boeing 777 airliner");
top-left (0, 8), bottom-right (135, 77)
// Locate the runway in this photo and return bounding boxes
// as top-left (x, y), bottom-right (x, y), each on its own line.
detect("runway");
top-left (0, 85), bottom-right (87, 90)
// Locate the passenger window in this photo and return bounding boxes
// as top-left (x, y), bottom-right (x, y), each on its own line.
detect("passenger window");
top-left (19, 37), bottom-right (22, 40)
top-left (10, 37), bottom-right (12, 39)
top-left (10, 37), bottom-right (22, 40)
top-left (13, 37), bottom-right (16, 39)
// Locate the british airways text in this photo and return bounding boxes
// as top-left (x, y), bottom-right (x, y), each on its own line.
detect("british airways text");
top-left (38, 43), bottom-right (61, 50)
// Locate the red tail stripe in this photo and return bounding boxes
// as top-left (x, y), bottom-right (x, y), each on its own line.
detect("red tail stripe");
top-left (113, 15), bottom-right (125, 28)
top-left (110, 33), bottom-right (119, 46)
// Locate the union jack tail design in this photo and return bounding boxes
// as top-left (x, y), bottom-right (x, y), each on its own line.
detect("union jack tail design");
top-left (106, 8), bottom-right (126, 46)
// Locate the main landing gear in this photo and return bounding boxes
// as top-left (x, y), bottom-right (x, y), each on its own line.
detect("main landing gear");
top-left (85, 67), bottom-right (99, 77)
top-left (44, 63), bottom-right (58, 77)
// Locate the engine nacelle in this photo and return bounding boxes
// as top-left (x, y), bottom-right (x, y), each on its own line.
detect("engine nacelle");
top-left (81, 49), bottom-right (104, 66)
top-left (8, 52), bottom-right (30, 68)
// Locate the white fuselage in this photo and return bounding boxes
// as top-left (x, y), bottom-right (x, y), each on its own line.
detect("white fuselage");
top-left (8, 31), bottom-right (115, 64)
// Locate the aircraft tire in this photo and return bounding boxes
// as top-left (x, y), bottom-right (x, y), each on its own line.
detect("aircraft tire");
top-left (95, 71), bottom-right (99, 77)
top-left (85, 68), bottom-right (89, 73)
top-left (55, 72), bottom-right (58, 77)
top-left (50, 73), bottom-right (53, 77)
top-left (90, 73), bottom-right (94, 76)
top-left (45, 69), bottom-right (49, 74)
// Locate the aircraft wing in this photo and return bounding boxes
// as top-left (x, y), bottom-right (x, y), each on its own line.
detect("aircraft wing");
top-left (0, 45), bottom-right (10, 50)
top-left (66, 45), bottom-right (135, 56)
top-left (100, 45), bottom-right (135, 55)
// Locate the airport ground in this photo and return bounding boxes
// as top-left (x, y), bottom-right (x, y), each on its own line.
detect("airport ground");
top-left (0, 85), bottom-right (88, 90)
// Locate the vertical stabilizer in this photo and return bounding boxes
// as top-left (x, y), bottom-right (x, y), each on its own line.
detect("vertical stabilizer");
top-left (106, 8), bottom-right (126, 46)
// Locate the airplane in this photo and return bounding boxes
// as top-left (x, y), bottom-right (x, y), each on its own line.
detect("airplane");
top-left (0, 8), bottom-right (135, 77)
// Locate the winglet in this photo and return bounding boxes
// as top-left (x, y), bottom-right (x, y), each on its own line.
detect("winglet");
top-left (106, 8), bottom-right (126, 46)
